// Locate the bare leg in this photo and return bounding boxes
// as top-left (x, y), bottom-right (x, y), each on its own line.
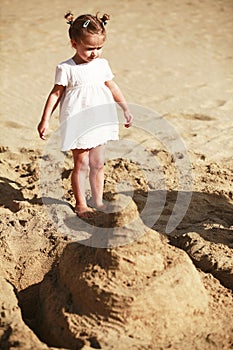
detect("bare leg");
top-left (71, 149), bottom-right (93, 216)
top-left (89, 144), bottom-right (106, 209)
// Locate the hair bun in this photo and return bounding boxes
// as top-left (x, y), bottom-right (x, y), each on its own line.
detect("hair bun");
top-left (100, 13), bottom-right (110, 26)
top-left (64, 12), bottom-right (74, 25)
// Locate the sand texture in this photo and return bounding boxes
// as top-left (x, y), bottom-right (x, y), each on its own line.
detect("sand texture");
top-left (0, 0), bottom-right (233, 349)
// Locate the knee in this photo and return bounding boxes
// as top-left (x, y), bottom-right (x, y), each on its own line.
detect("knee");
top-left (73, 157), bottom-right (89, 172)
top-left (89, 158), bottom-right (104, 171)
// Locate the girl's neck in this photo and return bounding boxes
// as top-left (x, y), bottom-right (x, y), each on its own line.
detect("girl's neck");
top-left (72, 54), bottom-right (99, 65)
top-left (72, 55), bottom-right (85, 65)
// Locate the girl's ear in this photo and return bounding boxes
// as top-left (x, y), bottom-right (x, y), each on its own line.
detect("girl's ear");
top-left (71, 39), bottom-right (77, 49)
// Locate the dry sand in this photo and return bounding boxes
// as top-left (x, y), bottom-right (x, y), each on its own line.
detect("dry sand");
top-left (0, 0), bottom-right (233, 349)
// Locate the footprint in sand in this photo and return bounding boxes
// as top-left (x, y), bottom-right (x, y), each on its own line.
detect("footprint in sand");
top-left (177, 114), bottom-right (215, 121)
top-left (200, 99), bottom-right (227, 109)
top-left (218, 99), bottom-right (233, 111)
top-left (4, 121), bottom-right (24, 129)
top-left (192, 114), bottom-right (215, 121)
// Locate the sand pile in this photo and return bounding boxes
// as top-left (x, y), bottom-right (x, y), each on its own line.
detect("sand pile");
top-left (37, 228), bottom-right (208, 349)
top-left (0, 276), bottom-right (50, 350)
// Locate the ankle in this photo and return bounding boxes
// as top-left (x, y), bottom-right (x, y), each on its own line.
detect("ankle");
top-left (75, 202), bottom-right (87, 210)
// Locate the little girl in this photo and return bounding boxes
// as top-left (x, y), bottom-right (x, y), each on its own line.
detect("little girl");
top-left (38, 12), bottom-right (133, 218)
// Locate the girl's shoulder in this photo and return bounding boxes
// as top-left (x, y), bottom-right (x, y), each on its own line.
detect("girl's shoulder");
top-left (55, 58), bottom-right (111, 74)
top-left (97, 58), bottom-right (109, 65)
top-left (57, 58), bottom-right (75, 68)
top-left (95, 58), bottom-right (112, 70)
top-left (56, 57), bottom-right (109, 67)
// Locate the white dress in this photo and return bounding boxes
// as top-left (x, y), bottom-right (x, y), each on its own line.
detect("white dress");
top-left (54, 58), bottom-right (119, 151)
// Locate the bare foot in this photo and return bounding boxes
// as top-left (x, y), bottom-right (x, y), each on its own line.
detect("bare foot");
top-left (74, 205), bottom-right (94, 219)
top-left (95, 203), bottom-right (107, 211)
top-left (88, 200), bottom-right (107, 212)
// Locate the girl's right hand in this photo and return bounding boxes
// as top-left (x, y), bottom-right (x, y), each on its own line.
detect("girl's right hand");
top-left (38, 120), bottom-right (49, 140)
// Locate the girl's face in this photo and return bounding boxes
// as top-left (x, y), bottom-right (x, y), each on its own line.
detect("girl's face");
top-left (72, 34), bottom-right (105, 64)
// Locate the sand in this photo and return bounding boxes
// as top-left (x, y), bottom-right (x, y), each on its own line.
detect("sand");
top-left (0, 0), bottom-right (233, 349)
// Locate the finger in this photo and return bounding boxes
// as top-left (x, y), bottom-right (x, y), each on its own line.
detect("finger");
top-left (40, 132), bottom-right (46, 140)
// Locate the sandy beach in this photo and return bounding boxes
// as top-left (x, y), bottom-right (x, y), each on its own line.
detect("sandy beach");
top-left (0, 0), bottom-right (233, 349)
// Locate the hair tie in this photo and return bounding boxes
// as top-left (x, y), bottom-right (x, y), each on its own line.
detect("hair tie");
top-left (64, 12), bottom-right (74, 26)
top-left (83, 19), bottom-right (90, 28)
top-left (100, 14), bottom-right (110, 26)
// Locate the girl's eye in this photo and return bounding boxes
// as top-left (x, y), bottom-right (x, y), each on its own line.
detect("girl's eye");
top-left (87, 47), bottom-right (102, 51)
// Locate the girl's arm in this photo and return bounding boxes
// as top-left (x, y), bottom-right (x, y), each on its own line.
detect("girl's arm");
top-left (38, 84), bottom-right (65, 139)
top-left (105, 80), bottom-right (133, 128)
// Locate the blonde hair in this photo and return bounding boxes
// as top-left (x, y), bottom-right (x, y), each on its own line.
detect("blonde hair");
top-left (64, 12), bottom-right (110, 41)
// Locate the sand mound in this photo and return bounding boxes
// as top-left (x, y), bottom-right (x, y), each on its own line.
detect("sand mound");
top-left (0, 277), bottom-right (50, 350)
top-left (171, 232), bottom-right (233, 290)
top-left (37, 225), bottom-right (209, 349)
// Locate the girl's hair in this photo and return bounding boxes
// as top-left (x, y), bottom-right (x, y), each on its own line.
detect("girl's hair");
top-left (64, 12), bottom-right (110, 41)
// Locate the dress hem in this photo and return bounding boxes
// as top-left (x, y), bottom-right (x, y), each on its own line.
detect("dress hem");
top-left (61, 137), bottom-right (119, 152)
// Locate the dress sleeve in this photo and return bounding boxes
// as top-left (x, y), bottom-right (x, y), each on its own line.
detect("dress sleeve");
top-left (54, 64), bottom-right (68, 86)
top-left (103, 59), bottom-right (114, 81)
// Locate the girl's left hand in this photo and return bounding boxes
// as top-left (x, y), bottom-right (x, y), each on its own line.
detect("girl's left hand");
top-left (124, 110), bottom-right (133, 128)
top-left (38, 120), bottom-right (49, 140)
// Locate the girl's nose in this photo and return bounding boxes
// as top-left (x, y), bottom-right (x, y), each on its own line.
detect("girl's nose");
top-left (91, 49), bottom-right (97, 57)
